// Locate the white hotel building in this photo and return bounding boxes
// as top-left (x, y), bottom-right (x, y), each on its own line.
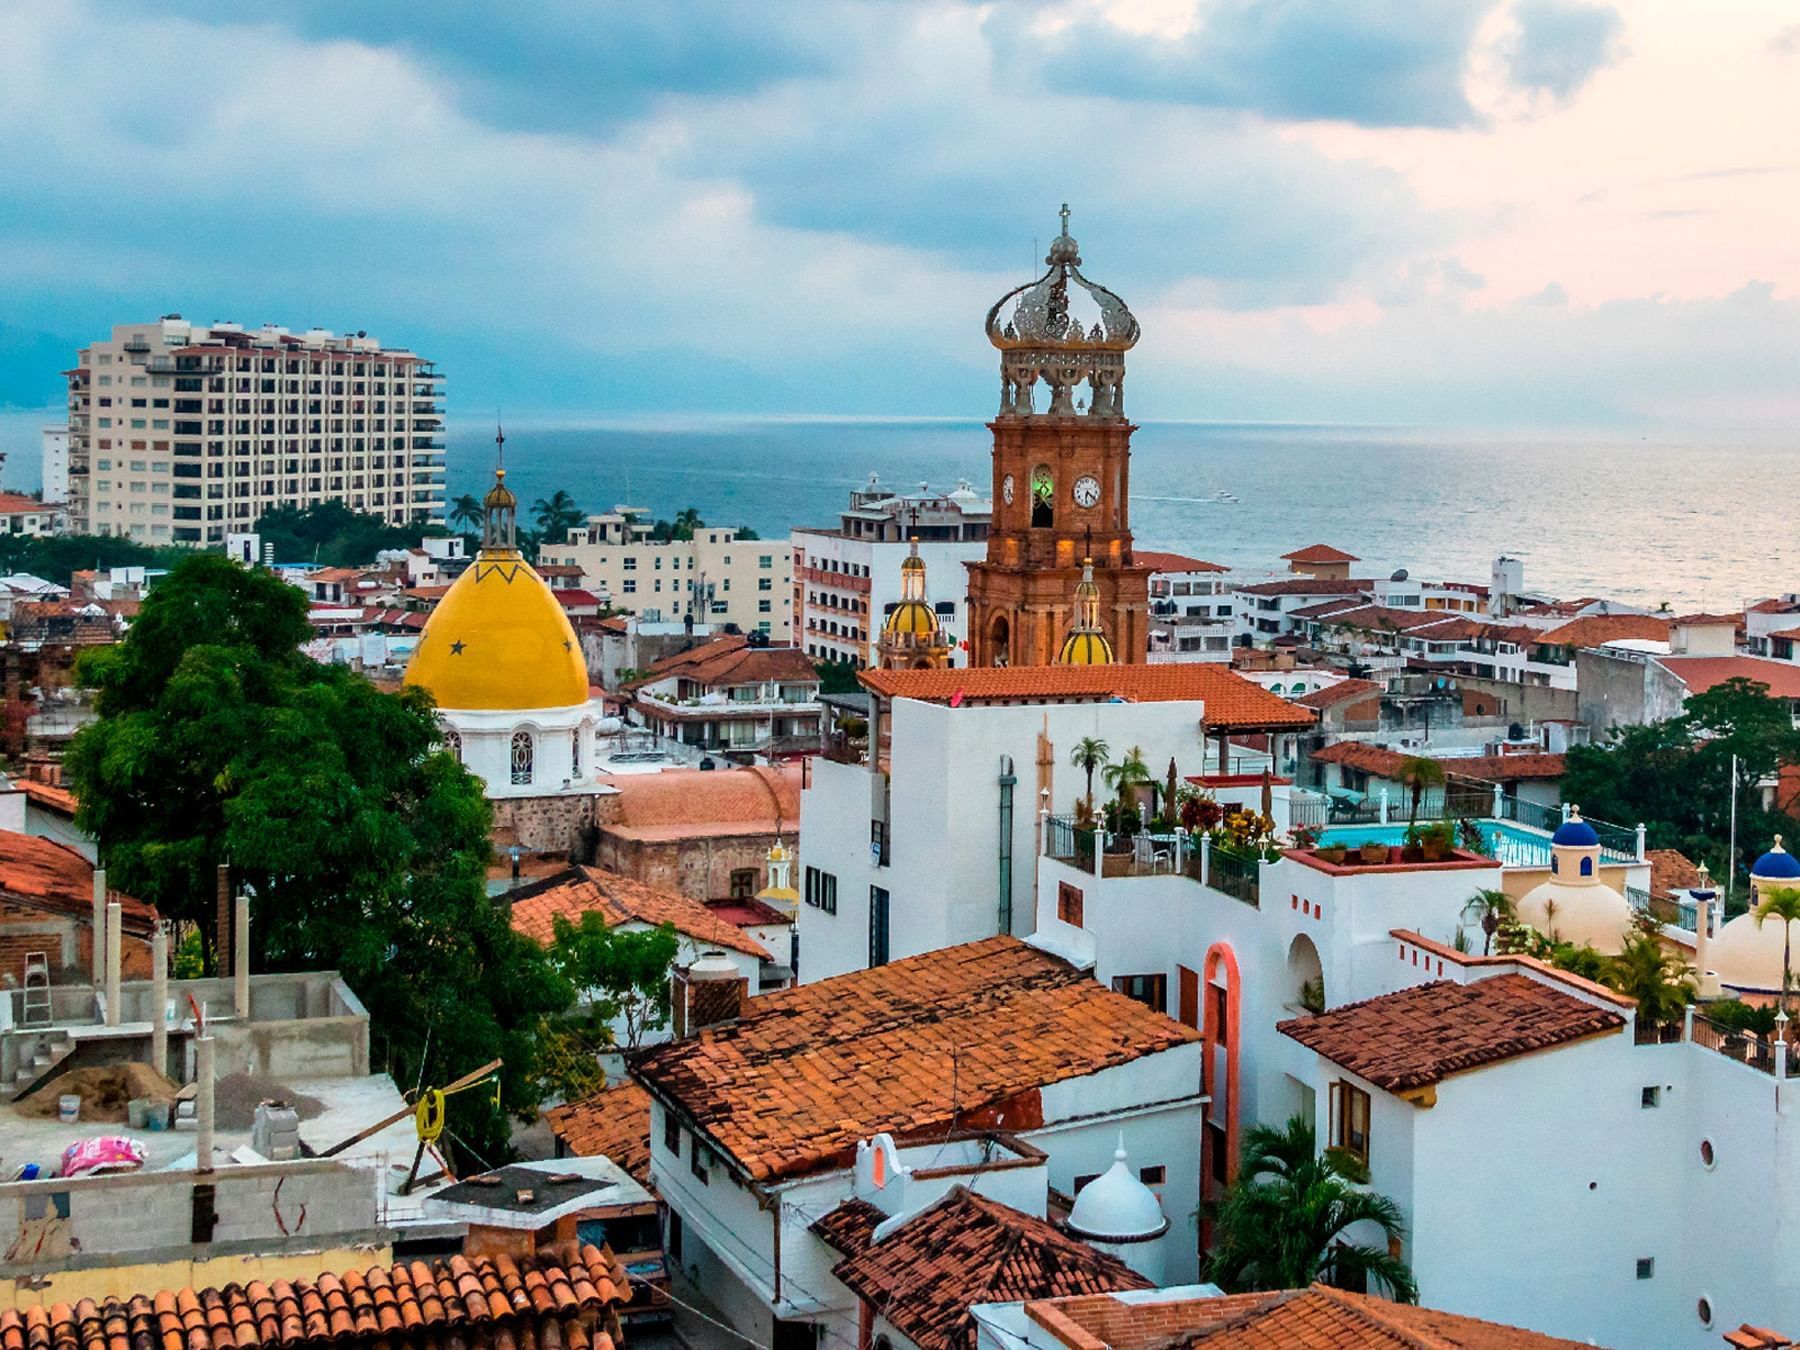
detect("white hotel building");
top-left (65, 318), bottom-right (444, 544)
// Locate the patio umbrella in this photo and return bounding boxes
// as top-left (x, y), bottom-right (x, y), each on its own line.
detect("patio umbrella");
top-left (1261, 767), bottom-right (1274, 822)
top-left (1166, 758), bottom-right (1179, 824)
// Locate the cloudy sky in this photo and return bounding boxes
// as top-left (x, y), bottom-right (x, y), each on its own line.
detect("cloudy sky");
top-left (1, 0), bottom-right (1796, 431)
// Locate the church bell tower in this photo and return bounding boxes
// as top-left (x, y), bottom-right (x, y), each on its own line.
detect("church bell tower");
top-left (965, 206), bottom-right (1149, 667)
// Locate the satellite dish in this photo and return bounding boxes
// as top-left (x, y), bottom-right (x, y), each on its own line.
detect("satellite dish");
top-left (1391, 568), bottom-right (1409, 582)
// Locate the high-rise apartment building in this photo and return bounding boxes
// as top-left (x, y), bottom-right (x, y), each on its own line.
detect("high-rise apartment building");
top-left (65, 318), bottom-right (444, 545)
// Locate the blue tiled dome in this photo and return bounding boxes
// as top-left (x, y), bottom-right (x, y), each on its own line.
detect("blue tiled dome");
top-left (1552, 815), bottom-right (1599, 848)
top-left (1751, 839), bottom-right (1800, 880)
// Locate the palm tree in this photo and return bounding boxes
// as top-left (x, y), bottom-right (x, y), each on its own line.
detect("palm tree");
top-left (1204, 1115), bottom-right (1418, 1303)
top-left (531, 490), bottom-right (583, 545)
top-left (1069, 737), bottom-right (1110, 811)
top-left (1608, 925), bottom-right (1696, 1028)
top-left (1395, 755), bottom-right (1445, 831)
top-left (673, 506), bottom-right (705, 540)
top-left (448, 494), bottom-right (482, 531)
top-left (1461, 887), bottom-right (1515, 956)
top-left (1102, 744), bottom-right (1153, 813)
top-left (1753, 885), bottom-right (1800, 1012)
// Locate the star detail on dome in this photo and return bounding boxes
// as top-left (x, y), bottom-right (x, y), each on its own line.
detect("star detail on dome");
top-left (450, 639), bottom-right (466, 655)
top-left (563, 639), bottom-right (572, 651)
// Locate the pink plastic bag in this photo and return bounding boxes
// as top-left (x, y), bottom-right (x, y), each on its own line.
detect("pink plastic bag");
top-left (60, 1136), bottom-right (146, 1178)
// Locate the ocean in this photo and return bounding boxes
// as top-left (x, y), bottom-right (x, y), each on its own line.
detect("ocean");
top-left (2, 408), bottom-right (1791, 610)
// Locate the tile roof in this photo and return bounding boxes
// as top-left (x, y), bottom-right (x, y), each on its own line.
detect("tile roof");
top-left (1646, 847), bottom-right (1704, 897)
top-left (1766, 627), bottom-right (1800, 643)
top-left (1282, 544), bottom-right (1361, 564)
top-left (1024, 1285), bottom-right (1600, 1348)
top-left (632, 636), bottom-right (816, 690)
top-left (1135, 550), bottom-right (1228, 574)
top-left (0, 493), bottom-right (57, 515)
top-left (822, 1188), bottom-right (1150, 1350)
top-left (1298, 605), bottom-right (1447, 633)
top-left (810, 1197), bottom-right (886, 1256)
top-left (509, 865), bottom-right (771, 960)
top-left (1234, 578), bottom-right (1371, 598)
top-left (0, 1244), bottom-right (629, 1350)
top-left (1658, 655), bottom-right (1800, 699)
top-left (1307, 743), bottom-right (1564, 783)
top-left (1670, 612), bottom-right (1743, 627)
top-left (857, 666), bottom-right (1315, 730)
top-left (544, 1083), bottom-right (653, 1184)
top-left (596, 763), bottom-right (800, 840)
top-left (1725, 1326), bottom-right (1797, 1350)
top-left (1286, 599), bottom-right (1367, 622)
top-left (15, 779), bottom-right (78, 816)
top-left (1279, 975), bottom-right (1624, 1092)
top-left (1535, 614), bottom-right (1670, 647)
top-left (0, 830), bottom-right (156, 934)
top-left (1293, 679), bottom-right (1383, 711)
top-left (630, 936), bottom-right (1201, 1182)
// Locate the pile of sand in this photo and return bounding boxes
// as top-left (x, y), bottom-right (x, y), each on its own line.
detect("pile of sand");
top-left (211, 1073), bottom-right (324, 1131)
top-left (19, 1065), bottom-right (177, 1122)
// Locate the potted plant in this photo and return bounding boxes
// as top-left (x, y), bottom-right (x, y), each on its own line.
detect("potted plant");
top-left (1400, 824), bottom-right (1424, 863)
top-left (1318, 842), bottom-right (1348, 865)
top-left (1359, 839), bottom-right (1389, 865)
top-left (1420, 821), bottom-right (1452, 862)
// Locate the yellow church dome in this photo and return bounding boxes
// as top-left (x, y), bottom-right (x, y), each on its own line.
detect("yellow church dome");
top-left (1058, 629), bottom-right (1116, 665)
top-left (406, 458), bottom-right (589, 712)
top-left (1056, 557), bottom-right (1115, 666)
top-left (885, 599), bottom-right (941, 638)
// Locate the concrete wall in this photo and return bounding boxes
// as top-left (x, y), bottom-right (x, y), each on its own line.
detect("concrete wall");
top-left (1455, 674), bottom-right (1579, 725)
top-left (0, 1159), bottom-right (382, 1296)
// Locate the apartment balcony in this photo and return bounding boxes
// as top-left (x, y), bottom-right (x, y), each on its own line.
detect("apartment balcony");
top-left (122, 337), bottom-right (150, 353)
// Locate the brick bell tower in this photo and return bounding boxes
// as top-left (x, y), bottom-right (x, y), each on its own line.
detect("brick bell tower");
top-left (966, 206), bottom-right (1150, 667)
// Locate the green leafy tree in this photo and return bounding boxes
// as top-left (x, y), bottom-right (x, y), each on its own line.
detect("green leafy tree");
top-left (814, 660), bottom-right (863, 696)
top-left (0, 532), bottom-right (188, 585)
top-left (1395, 755), bottom-right (1445, 831)
top-left (1102, 744), bottom-right (1153, 812)
top-left (1461, 887), bottom-right (1515, 956)
top-left (1753, 885), bottom-right (1800, 1012)
top-left (448, 494), bottom-right (483, 531)
top-left (1608, 923), bottom-right (1697, 1026)
top-left (1070, 737), bottom-right (1111, 811)
top-left (256, 500), bottom-right (441, 567)
top-left (531, 491), bottom-right (584, 545)
top-left (546, 912), bottom-right (680, 1051)
top-left (1204, 1115), bottom-right (1418, 1303)
top-left (63, 552), bottom-right (568, 1163)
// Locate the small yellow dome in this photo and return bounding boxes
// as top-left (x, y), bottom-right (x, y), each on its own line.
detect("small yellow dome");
top-left (406, 553), bottom-right (589, 711)
top-left (885, 599), bottom-right (941, 638)
top-left (1057, 629), bottom-right (1116, 665)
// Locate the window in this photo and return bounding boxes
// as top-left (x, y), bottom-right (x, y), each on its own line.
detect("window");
top-left (1330, 1080), bottom-right (1371, 1163)
top-left (1641, 1086), bottom-right (1660, 1108)
top-left (510, 730), bottom-right (534, 785)
top-left (691, 1138), bottom-right (712, 1185)
top-left (1205, 1121), bottom-right (1228, 1185)
top-left (571, 729), bottom-right (582, 778)
top-left (443, 728), bottom-right (462, 762)
top-left (1111, 973), bottom-right (1167, 1013)
top-left (759, 600), bottom-right (773, 613)
top-left (1209, 983), bottom-right (1230, 1045)
top-left (804, 866), bottom-right (838, 914)
top-left (623, 578), bottom-right (637, 594)
top-left (870, 886), bottom-right (890, 967)
top-left (758, 554), bottom-right (773, 568)
top-left (1057, 881), bottom-right (1084, 927)
top-left (758, 577), bottom-right (773, 591)
top-left (1139, 1165), bottom-right (1166, 1185)
top-left (663, 1109), bottom-right (681, 1155)
top-left (1699, 1139), bottom-right (1716, 1168)
top-left (1636, 1258), bottom-right (1655, 1280)
top-left (729, 868), bottom-right (757, 899)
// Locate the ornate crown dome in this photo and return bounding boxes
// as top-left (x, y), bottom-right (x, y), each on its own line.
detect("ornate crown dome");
top-left (1066, 1138), bottom-right (1168, 1243)
top-left (406, 439), bottom-right (588, 712)
top-left (985, 204), bottom-right (1139, 419)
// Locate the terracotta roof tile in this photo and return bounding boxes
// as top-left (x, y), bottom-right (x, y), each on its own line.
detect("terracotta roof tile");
top-left (1282, 544), bottom-right (1361, 564)
top-left (1658, 656), bottom-right (1800, 699)
top-left (510, 865), bottom-right (771, 960)
top-left (810, 1197), bottom-right (885, 1255)
top-left (1307, 743), bottom-right (1564, 783)
top-left (0, 1246), bottom-right (628, 1350)
top-left (824, 1188), bottom-right (1150, 1350)
top-left (1280, 975), bottom-right (1623, 1092)
top-left (0, 829), bottom-right (156, 934)
top-left (857, 666), bottom-right (1314, 731)
top-left (631, 636), bottom-right (816, 690)
top-left (544, 1083), bottom-right (653, 1184)
top-left (1234, 578), bottom-right (1371, 598)
top-left (1293, 679), bottom-right (1383, 711)
top-left (1646, 847), bottom-right (1704, 897)
top-left (630, 937), bottom-right (1201, 1182)
top-left (1536, 615), bottom-right (1669, 647)
top-left (1296, 604), bottom-right (1447, 633)
top-left (1136, 550), bottom-right (1228, 574)
top-left (596, 764), bottom-right (799, 840)
top-left (15, 780), bottom-right (78, 816)
top-left (1027, 1284), bottom-right (1601, 1347)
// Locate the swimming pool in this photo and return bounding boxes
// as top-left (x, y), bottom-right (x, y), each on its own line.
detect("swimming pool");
top-left (1315, 820), bottom-right (1631, 868)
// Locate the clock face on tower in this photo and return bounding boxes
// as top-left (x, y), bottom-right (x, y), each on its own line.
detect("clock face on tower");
top-left (1002, 474), bottom-right (1014, 505)
top-left (1073, 475), bottom-right (1101, 508)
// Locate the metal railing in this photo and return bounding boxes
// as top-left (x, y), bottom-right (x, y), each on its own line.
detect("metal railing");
top-left (1199, 845), bottom-right (1261, 908)
top-left (1690, 1013), bottom-right (1786, 1076)
top-left (1045, 815), bottom-right (1096, 870)
top-left (1627, 885), bottom-right (1710, 934)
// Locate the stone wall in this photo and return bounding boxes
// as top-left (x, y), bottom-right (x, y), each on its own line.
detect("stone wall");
top-left (594, 832), bottom-right (789, 903)
top-left (492, 793), bottom-right (602, 855)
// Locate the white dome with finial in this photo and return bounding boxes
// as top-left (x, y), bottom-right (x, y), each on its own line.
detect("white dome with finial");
top-left (1516, 807), bottom-right (1633, 954)
top-left (1066, 1136), bottom-right (1167, 1243)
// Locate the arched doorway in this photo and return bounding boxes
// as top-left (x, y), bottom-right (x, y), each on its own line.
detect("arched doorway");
top-left (1287, 932), bottom-right (1324, 1013)
top-left (989, 615), bottom-right (1011, 667)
